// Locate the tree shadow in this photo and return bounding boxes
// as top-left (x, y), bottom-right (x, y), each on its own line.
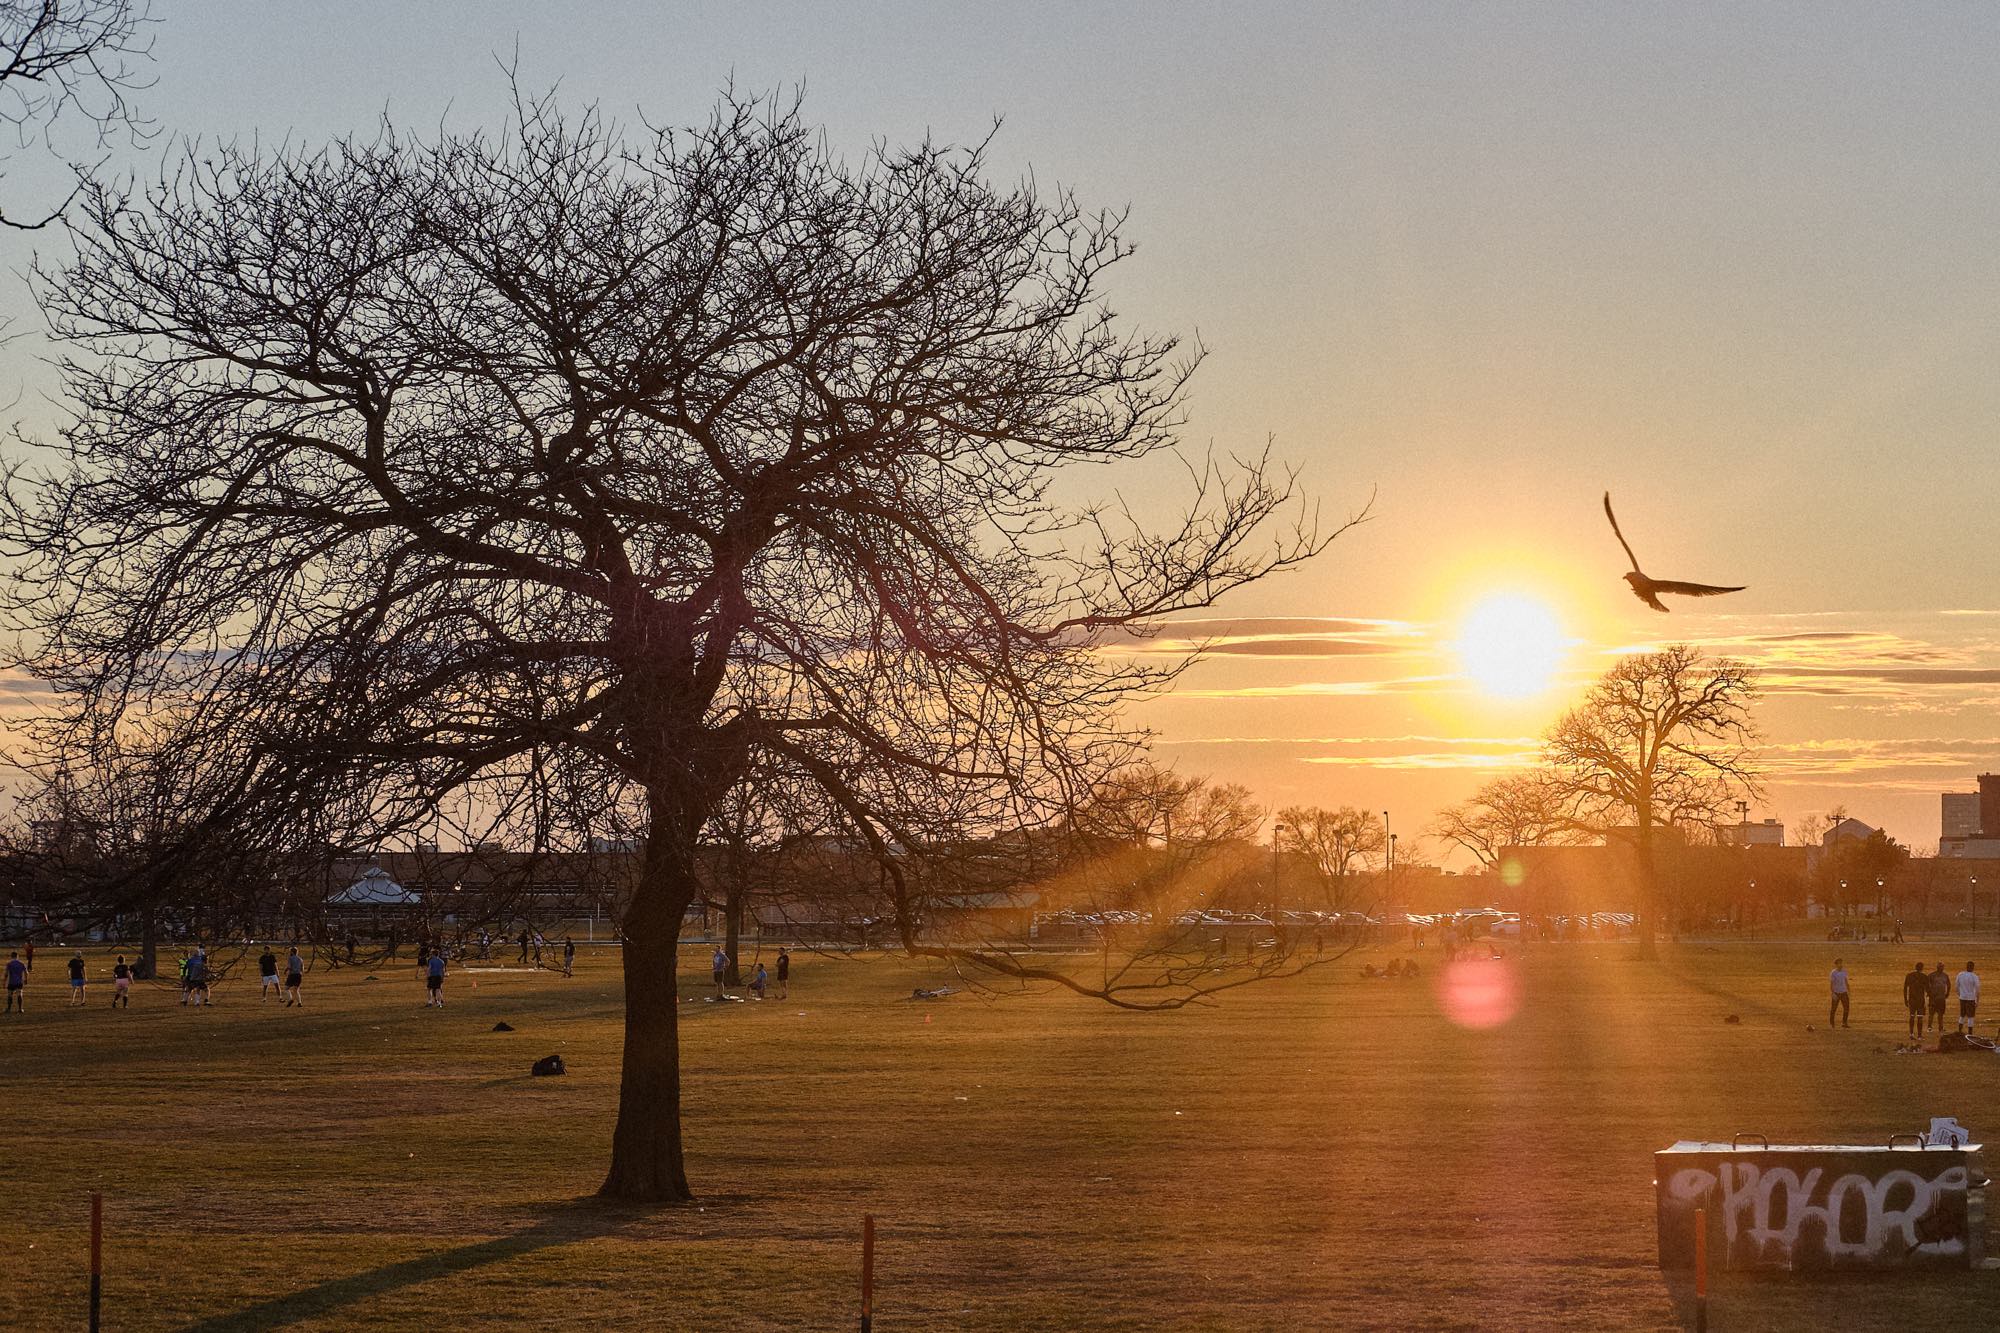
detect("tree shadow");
top-left (178, 1197), bottom-right (650, 1331)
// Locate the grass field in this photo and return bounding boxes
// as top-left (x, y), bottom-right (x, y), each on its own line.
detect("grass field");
top-left (3, 935), bottom-right (1999, 1330)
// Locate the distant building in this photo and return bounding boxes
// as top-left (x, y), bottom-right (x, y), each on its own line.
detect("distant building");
top-left (1718, 818), bottom-right (1785, 847)
top-left (1942, 792), bottom-right (1981, 841)
top-left (1822, 817), bottom-right (1878, 848)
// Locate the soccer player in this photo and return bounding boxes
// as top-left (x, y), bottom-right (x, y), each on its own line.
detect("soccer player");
top-left (1828, 958), bottom-right (1850, 1029)
top-left (111, 955), bottom-right (132, 1008)
top-left (711, 945), bottom-right (729, 996)
top-left (776, 947), bottom-right (790, 1000)
top-left (425, 949), bottom-right (447, 1007)
top-left (1955, 961), bottom-right (1980, 1037)
top-left (562, 936), bottom-right (575, 978)
top-left (1928, 962), bottom-right (1952, 1033)
top-left (5, 950), bottom-right (25, 1013)
top-left (68, 950), bottom-right (87, 1006)
top-left (284, 946), bottom-right (305, 1007)
top-left (258, 946), bottom-right (281, 1002)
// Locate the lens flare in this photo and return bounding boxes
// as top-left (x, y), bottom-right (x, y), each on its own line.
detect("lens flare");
top-left (1436, 956), bottom-right (1520, 1030)
top-left (1453, 594), bottom-right (1567, 699)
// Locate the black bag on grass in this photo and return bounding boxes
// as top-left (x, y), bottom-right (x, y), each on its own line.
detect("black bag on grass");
top-left (531, 1053), bottom-right (566, 1077)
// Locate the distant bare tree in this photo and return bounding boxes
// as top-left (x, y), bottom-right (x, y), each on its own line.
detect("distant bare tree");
top-left (1539, 645), bottom-right (1761, 957)
top-left (3, 92), bottom-right (1346, 1201)
top-left (0, 0), bottom-right (153, 228)
top-left (1274, 804), bottom-right (1381, 909)
top-left (1426, 772), bottom-right (1579, 870)
top-left (1069, 763), bottom-right (1265, 910)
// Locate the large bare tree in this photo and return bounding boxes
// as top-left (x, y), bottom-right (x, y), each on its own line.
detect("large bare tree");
top-left (1425, 772), bottom-right (1578, 871)
top-left (1539, 645), bottom-right (1760, 956)
top-left (1274, 804), bottom-right (1381, 909)
top-left (2, 93), bottom-right (1339, 1200)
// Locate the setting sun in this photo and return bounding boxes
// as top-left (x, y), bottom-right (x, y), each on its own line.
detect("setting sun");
top-left (1453, 593), bottom-right (1568, 699)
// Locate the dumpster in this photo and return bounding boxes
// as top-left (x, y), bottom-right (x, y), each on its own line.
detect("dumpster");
top-left (1656, 1137), bottom-right (1987, 1272)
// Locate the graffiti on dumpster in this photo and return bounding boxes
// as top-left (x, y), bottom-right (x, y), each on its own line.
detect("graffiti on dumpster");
top-left (1664, 1160), bottom-right (1970, 1267)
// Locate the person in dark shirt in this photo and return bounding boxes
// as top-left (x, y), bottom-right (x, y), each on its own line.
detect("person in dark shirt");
top-left (517, 930), bottom-right (530, 964)
top-left (5, 951), bottom-right (25, 1013)
top-left (562, 937), bottom-right (575, 978)
top-left (1928, 963), bottom-right (1952, 1033)
top-left (1904, 961), bottom-right (1929, 1039)
top-left (111, 955), bottom-right (132, 1008)
top-left (259, 948), bottom-right (281, 1002)
top-left (776, 948), bottom-right (791, 999)
top-left (68, 951), bottom-right (87, 1006)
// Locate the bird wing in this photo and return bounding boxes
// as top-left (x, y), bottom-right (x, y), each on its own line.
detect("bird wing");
top-left (1650, 580), bottom-right (1746, 598)
top-left (1628, 582), bottom-right (1671, 613)
top-left (1602, 492), bottom-right (1642, 572)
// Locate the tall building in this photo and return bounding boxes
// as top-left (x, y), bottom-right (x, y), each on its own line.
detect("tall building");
top-left (1943, 792), bottom-right (1980, 840)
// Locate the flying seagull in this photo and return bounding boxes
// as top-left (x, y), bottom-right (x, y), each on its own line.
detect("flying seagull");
top-left (1602, 492), bottom-right (1745, 613)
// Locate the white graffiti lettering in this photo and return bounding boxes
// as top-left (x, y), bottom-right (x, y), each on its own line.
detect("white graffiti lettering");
top-left (1664, 1161), bottom-right (1969, 1266)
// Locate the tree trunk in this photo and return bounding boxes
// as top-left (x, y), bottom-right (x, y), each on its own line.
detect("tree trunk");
top-left (601, 820), bottom-right (698, 1202)
top-left (1633, 819), bottom-right (1659, 960)
top-left (724, 881), bottom-right (745, 987)
top-left (138, 908), bottom-right (159, 981)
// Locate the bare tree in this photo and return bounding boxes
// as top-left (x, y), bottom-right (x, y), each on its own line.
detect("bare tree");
top-left (1274, 804), bottom-right (1381, 909)
top-left (1538, 645), bottom-right (1760, 957)
top-left (1425, 772), bottom-right (1579, 870)
top-left (0, 0), bottom-right (153, 228)
top-left (2, 92), bottom-right (1346, 1201)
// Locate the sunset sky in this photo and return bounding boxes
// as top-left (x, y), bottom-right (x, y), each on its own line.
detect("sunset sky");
top-left (5, 3), bottom-right (2000, 856)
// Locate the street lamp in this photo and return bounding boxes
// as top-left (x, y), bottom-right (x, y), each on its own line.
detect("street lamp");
top-left (1270, 821), bottom-right (1288, 904)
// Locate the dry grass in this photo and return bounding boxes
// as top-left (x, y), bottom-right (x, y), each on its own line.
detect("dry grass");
top-left (2, 936), bottom-right (1998, 1330)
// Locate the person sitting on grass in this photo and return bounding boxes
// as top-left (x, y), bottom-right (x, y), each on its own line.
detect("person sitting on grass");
top-left (5, 950), bottom-right (24, 1013)
top-left (750, 962), bottom-right (768, 1000)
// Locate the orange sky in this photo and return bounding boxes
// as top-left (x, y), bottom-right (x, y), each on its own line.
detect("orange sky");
top-left (3, 4), bottom-right (1998, 858)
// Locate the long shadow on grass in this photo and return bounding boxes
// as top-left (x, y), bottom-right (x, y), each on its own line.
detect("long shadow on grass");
top-left (177, 1197), bottom-right (644, 1331)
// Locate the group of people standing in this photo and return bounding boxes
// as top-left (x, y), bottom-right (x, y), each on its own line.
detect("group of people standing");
top-left (1828, 956), bottom-right (1980, 1036)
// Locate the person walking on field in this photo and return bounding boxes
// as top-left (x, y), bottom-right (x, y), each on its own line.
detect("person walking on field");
top-left (258, 947), bottom-right (281, 1002)
top-left (776, 947), bottom-right (790, 1000)
top-left (1955, 961), bottom-right (1980, 1037)
top-left (5, 950), bottom-right (25, 1013)
top-left (517, 930), bottom-right (530, 965)
top-left (23, 940), bottom-right (33, 972)
top-left (425, 949), bottom-right (447, 1007)
top-left (711, 945), bottom-right (729, 997)
top-left (562, 937), bottom-right (575, 978)
top-left (111, 955), bottom-right (132, 1008)
top-left (1928, 962), bottom-right (1952, 1033)
top-left (283, 946), bottom-right (304, 1007)
top-left (67, 950), bottom-right (87, 1006)
top-left (1904, 961), bottom-right (1928, 1039)
top-left (1828, 957), bottom-right (1850, 1029)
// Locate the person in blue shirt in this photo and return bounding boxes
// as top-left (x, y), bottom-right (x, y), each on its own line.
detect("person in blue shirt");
top-left (5, 951), bottom-right (25, 1013)
top-left (425, 949), bottom-right (447, 1008)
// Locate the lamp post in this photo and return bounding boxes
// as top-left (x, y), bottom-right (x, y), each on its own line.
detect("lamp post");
top-left (1748, 880), bottom-right (1757, 940)
top-left (1271, 821), bottom-right (1288, 906)
top-left (1382, 810), bottom-right (1392, 873)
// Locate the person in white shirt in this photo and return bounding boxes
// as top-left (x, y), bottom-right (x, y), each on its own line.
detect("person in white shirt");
top-left (1954, 961), bottom-right (1980, 1036)
top-left (1828, 958), bottom-right (1850, 1029)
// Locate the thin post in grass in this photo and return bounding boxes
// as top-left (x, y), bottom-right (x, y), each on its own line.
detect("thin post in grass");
top-left (89, 1190), bottom-right (103, 1333)
top-left (1693, 1205), bottom-right (1708, 1333)
top-left (860, 1212), bottom-right (875, 1332)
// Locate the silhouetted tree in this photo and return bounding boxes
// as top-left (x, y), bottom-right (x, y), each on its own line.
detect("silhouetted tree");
top-left (1538, 645), bottom-right (1761, 957)
top-left (1274, 804), bottom-right (1381, 909)
top-left (1426, 772), bottom-right (1578, 870)
top-left (2, 91), bottom-right (1340, 1201)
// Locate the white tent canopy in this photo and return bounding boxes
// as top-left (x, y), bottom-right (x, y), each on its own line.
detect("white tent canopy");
top-left (328, 866), bottom-right (420, 906)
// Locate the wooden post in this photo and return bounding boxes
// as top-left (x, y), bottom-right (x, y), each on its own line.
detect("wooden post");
top-left (860, 1213), bottom-right (874, 1332)
top-left (1693, 1205), bottom-right (1708, 1333)
top-left (89, 1191), bottom-right (102, 1333)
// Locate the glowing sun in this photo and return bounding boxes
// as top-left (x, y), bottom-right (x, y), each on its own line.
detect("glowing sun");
top-left (1453, 593), bottom-right (1567, 699)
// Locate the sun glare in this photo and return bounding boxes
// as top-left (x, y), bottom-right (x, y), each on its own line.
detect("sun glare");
top-left (1454, 593), bottom-right (1567, 699)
